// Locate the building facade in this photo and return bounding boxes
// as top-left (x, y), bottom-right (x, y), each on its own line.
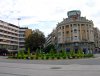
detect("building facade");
top-left (93, 27), bottom-right (100, 52)
top-left (45, 29), bottom-right (57, 47)
top-left (56, 10), bottom-right (94, 51)
top-left (0, 20), bottom-right (19, 52)
top-left (19, 27), bottom-right (32, 50)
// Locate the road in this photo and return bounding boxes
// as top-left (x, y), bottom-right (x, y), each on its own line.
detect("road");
top-left (0, 54), bottom-right (100, 76)
top-left (0, 55), bottom-right (100, 65)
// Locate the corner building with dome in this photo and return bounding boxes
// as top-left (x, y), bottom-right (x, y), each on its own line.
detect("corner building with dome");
top-left (56, 10), bottom-right (94, 52)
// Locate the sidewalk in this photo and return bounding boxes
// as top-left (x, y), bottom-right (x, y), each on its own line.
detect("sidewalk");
top-left (94, 54), bottom-right (100, 58)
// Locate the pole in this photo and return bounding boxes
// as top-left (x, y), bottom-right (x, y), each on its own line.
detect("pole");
top-left (17, 18), bottom-right (21, 51)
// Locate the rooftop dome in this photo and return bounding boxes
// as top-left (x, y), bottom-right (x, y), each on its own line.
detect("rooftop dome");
top-left (67, 10), bottom-right (81, 18)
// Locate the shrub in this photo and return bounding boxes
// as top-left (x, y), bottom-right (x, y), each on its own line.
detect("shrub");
top-left (36, 49), bottom-right (40, 58)
top-left (84, 54), bottom-right (94, 58)
top-left (23, 55), bottom-right (27, 59)
top-left (50, 49), bottom-right (54, 56)
top-left (57, 56), bottom-right (60, 59)
top-left (49, 48), bottom-right (55, 59)
top-left (17, 51), bottom-right (21, 59)
top-left (40, 54), bottom-right (44, 59)
top-left (55, 52), bottom-right (60, 59)
top-left (77, 50), bottom-right (84, 58)
top-left (41, 56), bottom-right (44, 59)
top-left (62, 49), bottom-right (67, 59)
top-left (66, 52), bottom-right (71, 59)
top-left (70, 50), bottom-right (75, 58)
top-left (27, 48), bottom-right (31, 59)
top-left (51, 56), bottom-right (55, 59)
top-left (36, 56), bottom-right (39, 59)
top-left (19, 50), bottom-right (25, 59)
top-left (46, 56), bottom-right (49, 59)
top-left (45, 54), bottom-right (49, 59)
top-left (30, 55), bottom-right (34, 60)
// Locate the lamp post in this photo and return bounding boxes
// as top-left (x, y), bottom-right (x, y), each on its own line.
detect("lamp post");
top-left (17, 18), bottom-right (21, 26)
top-left (17, 18), bottom-right (21, 51)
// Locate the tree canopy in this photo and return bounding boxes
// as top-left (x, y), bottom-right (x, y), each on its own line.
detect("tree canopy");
top-left (25, 29), bottom-right (45, 52)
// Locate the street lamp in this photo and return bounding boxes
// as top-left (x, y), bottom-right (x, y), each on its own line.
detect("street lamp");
top-left (17, 18), bottom-right (21, 51)
top-left (17, 18), bottom-right (21, 26)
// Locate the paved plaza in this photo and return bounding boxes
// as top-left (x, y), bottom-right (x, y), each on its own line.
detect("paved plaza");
top-left (0, 54), bottom-right (100, 76)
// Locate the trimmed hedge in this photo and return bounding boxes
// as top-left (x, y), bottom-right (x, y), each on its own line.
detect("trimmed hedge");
top-left (8, 48), bottom-right (94, 60)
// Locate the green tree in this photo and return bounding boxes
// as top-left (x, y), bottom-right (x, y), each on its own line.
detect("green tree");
top-left (25, 29), bottom-right (45, 52)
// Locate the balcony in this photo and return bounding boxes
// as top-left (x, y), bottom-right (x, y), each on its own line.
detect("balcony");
top-left (0, 32), bottom-right (19, 38)
top-left (0, 27), bottom-right (18, 34)
top-left (0, 37), bottom-right (18, 42)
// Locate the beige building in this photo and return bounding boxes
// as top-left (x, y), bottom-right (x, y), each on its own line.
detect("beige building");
top-left (0, 20), bottom-right (19, 52)
top-left (19, 27), bottom-right (32, 50)
top-left (56, 10), bottom-right (94, 51)
top-left (25, 29), bottom-right (32, 38)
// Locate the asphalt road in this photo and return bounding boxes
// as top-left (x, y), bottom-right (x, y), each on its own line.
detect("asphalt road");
top-left (0, 61), bottom-right (100, 76)
top-left (0, 54), bottom-right (100, 76)
top-left (0, 54), bottom-right (100, 65)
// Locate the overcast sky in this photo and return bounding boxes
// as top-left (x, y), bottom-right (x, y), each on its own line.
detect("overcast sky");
top-left (0, 0), bottom-right (100, 36)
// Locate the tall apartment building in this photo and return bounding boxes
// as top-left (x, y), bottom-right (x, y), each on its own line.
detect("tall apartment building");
top-left (0, 20), bottom-right (19, 52)
top-left (19, 27), bottom-right (32, 50)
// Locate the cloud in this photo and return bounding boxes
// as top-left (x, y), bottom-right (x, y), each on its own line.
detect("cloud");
top-left (0, 0), bottom-right (100, 36)
top-left (23, 21), bottom-right (57, 36)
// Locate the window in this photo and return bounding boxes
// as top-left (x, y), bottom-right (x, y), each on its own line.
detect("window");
top-left (58, 38), bottom-right (60, 41)
top-left (62, 26), bottom-right (64, 29)
top-left (66, 25), bottom-right (69, 28)
top-left (74, 36), bottom-right (77, 40)
top-left (73, 24), bottom-right (76, 25)
top-left (70, 24), bottom-right (72, 27)
top-left (58, 32), bottom-right (61, 36)
top-left (81, 24), bottom-right (84, 26)
top-left (66, 31), bottom-right (69, 34)
top-left (74, 29), bottom-right (77, 33)
top-left (19, 34), bottom-right (24, 37)
top-left (73, 24), bottom-right (77, 28)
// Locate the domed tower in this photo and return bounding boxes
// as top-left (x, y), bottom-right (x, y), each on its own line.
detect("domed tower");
top-left (56, 10), bottom-right (94, 52)
top-left (67, 10), bottom-right (81, 18)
